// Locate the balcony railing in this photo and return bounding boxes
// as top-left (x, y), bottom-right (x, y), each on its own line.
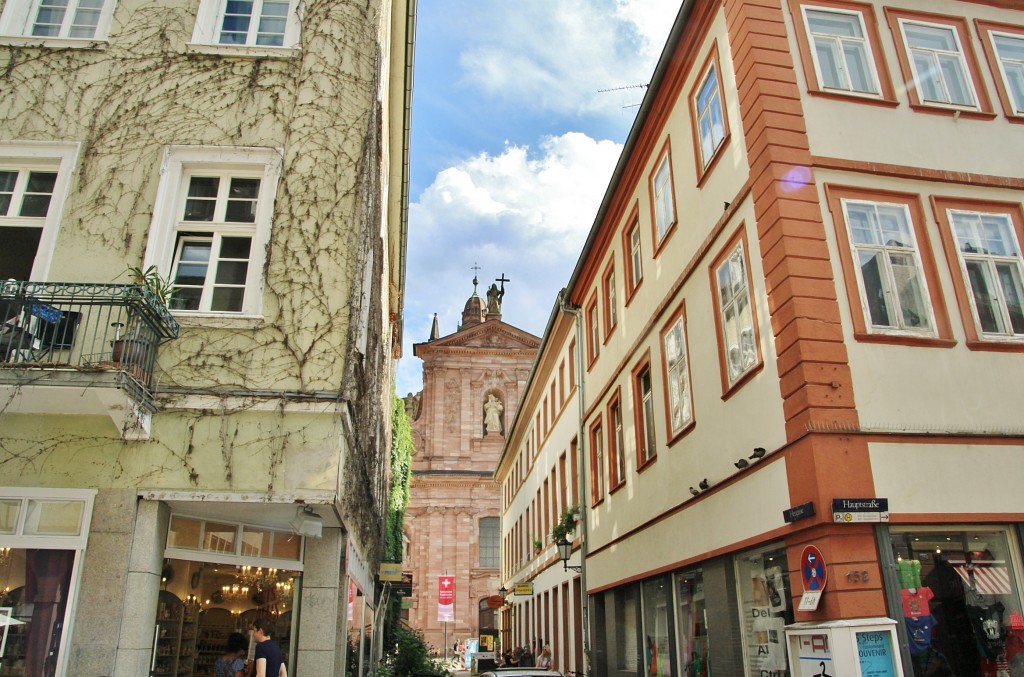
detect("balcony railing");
top-left (0, 280), bottom-right (181, 411)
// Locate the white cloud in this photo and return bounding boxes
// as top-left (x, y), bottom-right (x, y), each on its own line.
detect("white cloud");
top-left (396, 131), bottom-right (624, 396)
top-left (454, 0), bottom-right (679, 119)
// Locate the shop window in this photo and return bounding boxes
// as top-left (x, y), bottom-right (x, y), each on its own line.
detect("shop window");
top-left (710, 229), bottom-right (762, 394)
top-left (675, 570), bottom-right (708, 677)
top-left (649, 142), bottom-right (677, 249)
top-left (736, 544), bottom-right (794, 677)
top-left (932, 198), bottom-right (1024, 347)
top-left (976, 21), bottom-right (1024, 121)
top-left (660, 303), bottom-right (694, 441)
top-left (789, 0), bottom-right (896, 103)
top-left (613, 583), bottom-right (641, 674)
top-left (642, 576), bottom-right (672, 677)
top-left (825, 186), bottom-right (952, 345)
top-left (166, 515), bottom-right (303, 566)
top-left (0, 489), bottom-right (94, 677)
top-left (885, 8), bottom-right (994, 116)
top-left (888, 528), bottom-right (1023, 677)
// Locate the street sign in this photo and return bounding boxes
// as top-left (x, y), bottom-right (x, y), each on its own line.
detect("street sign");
top-left (832, 498), bottom-right (889, 523)
top-left (783, 501), bottom-right (816, 523)
top-left (801, 545), bottom-right (827, 592)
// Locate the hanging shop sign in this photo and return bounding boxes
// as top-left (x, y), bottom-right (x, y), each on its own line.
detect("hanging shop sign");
top-left (513, 582), bottom-right (534, 596)
top-left (832, 498), bottom-right (889, 523)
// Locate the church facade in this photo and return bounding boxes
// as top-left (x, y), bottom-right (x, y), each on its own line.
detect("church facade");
top-left (404, 280), bottom-right (540, 652)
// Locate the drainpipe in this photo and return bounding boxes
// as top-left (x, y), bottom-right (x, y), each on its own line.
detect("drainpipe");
top-left (557, 290), bottom-right (591, 677)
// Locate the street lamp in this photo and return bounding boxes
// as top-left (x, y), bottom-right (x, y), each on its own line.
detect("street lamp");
top-left (555, 536), bottom-right (582, 573)
top-left (498, 585), bottom-right (508, 601)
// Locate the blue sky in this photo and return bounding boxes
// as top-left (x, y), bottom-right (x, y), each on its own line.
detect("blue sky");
top-left (397, 0), bottom-right (681, 396)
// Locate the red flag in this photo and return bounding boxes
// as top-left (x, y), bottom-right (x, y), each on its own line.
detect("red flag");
top-left (438, 575), bottom-right (455, 621)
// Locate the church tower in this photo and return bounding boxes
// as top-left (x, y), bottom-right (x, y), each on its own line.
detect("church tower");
top-left (404, 276), bottom-right (540, 652)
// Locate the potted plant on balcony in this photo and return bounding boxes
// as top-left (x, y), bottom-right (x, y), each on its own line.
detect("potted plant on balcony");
top-left (104, 266), bottom-right (174, 378)
top-left (533, 538), bottom-right (543, 555)
top-left (550, 504), bottom-right (581, 546)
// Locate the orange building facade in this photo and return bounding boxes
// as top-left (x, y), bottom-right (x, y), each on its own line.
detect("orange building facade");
top-left (497, 0), bottom-right (1024, 675)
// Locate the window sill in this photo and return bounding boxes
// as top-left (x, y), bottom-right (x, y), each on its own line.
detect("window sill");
top-left (173, 313), bottom-right (266, 330)
top-left (695, 136), bottom-right (730, 189)
top-left (652, 223), bottom-right (677, 259)
top-left (665, 420), bottom-right (696, 448)
top-left (185, 42), bottom-right (300, 59)
top-left (624, 281), bottom-right (643, 307)
top-left (720, 361), bottom-right (764, 402)
top-left (852, 332), bottom-right (956, 348)
top-left (0, 35), bottom-right (107, 49)
top-left (636, 454), bottom-right (657, 473)
top-left (908, 102), bottom-right (996, 120)
top-left (965, 338), bottom-right (1024, 352)
top-left (609, 478), bottom-right (626, 495)
top-left (807, 88), bottom-right (899, 108)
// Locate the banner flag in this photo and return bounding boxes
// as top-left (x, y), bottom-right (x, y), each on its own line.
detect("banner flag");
top-left (438, 575), bottom-right (455, 621)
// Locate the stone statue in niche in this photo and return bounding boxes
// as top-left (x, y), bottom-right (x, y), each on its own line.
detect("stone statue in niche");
top-left (483, 394), bottom-right (504, 435)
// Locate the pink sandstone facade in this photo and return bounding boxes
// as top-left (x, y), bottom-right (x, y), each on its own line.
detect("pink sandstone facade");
top-left (405, 286), bottom-right (540, 651)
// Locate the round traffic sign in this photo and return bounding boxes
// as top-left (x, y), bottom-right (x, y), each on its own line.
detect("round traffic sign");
top-left (801, 545), bottom-right (827, 592)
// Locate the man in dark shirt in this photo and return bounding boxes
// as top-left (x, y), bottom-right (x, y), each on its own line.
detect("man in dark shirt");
top-left (252, 619), bottom-right (287, 677)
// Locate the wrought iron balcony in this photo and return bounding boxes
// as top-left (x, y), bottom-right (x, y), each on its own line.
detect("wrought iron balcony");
top-left (0, 280), bottom-right (181, 415)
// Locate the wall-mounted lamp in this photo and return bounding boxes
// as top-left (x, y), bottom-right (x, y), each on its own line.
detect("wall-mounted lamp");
top-left (555, 536), bottom-right (582, 573)
top-left (290, 505), bottom-right (323, 538)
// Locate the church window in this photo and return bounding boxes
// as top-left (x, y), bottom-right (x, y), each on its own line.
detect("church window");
top-left (479, 517), bottom-right (499, 568)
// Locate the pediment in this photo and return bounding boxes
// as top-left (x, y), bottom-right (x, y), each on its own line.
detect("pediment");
top-left (414, 320), bottom-right (540, 355)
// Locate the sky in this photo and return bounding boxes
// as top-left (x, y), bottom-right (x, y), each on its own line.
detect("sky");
top-left (397, 0), bottom-right (683, 396)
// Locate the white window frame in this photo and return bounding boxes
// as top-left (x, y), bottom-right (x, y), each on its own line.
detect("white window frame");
top-left (663, 316), bottom-right (693, 436)
top-left (802, 5), bottom-right (881, 96)
top-left (898, 17), bottom-right (979, 109)
top-left (144, 145), bottom-right (282, 319)
top-left (716, 241), bottom-right (758, 387)
top-left (695, 63), bottom-right (727, 166)
top-left (0, 487), bottom-right (96, 677)
top-left (947, 208), bottom-right (1024, 341)
top-left (652, 154), bottom-right (675, 243)
top-left (629, 223), bottom-right (643, 289)
top-left (190, 0), bottom-right (302, 57)
top-left (0, 141), bottom-right (79, 281)
top-left (0, 0), bottom-right (117, 46)
top-left (991, 31), bottom-right (1024, 115)
top-left (841, 199), bottom-right (937, 336)
top-left (163, 513), bottom-right (305, 571)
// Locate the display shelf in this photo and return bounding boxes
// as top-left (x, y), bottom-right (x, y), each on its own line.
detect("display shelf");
top-left (151, 590), bottom-right (201, 677)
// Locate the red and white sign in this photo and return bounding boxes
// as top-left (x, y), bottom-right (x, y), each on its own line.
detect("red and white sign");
top-left (438, 575), bottom-right (455, 622)
top-left (955, 565), bottom-right (1012, 595)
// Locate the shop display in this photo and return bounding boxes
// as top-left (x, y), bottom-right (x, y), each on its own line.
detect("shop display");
top-left (738, 545), bottom-right (794, 677)
top-left (151, 590), bottom-right (198, 677)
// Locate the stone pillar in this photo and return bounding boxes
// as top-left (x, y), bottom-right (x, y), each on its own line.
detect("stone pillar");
top-left (69, 489), bottom-right (136, 676)
top-left (296, 526), bottom-right (345, 675)
top-left (113, 497), bottom-right (169, 677)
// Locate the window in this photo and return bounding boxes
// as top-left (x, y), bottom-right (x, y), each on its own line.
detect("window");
top-left (144, 146), bottom-right (282, 317)
top-left (479, 517), bottom-right (499, 568)
top-left (886, 9), bottom-right (992, 115)
top-left (827, 186), bottom-right (951, 345)
top-left (977, 21), bottom-right (1024, 120)
top-left (623, 212), bottom-right (644, 301)
top-left (711, 234), bottom-right (760, 390)
top-left (632, 356), bottom-right (656, 468)
top-left (661, 305), bottom-right (694, 440)
top-left (602, 264), bottom-right (617, 338)
top-left (0, 143), bottom-right (78, 282)
top-left (690, 46), bottom-right (730, 177)
top-left (933, 198), bottom-right (1024, 344)
top-left (0, 0), bottom-right (116, 42)
top-left (607, 393), bottom-right (626, 489)
top-left (589, 418), bottom-right (605, 505)
top-left (191, 0), bottom-right (301, 53)
top-left (586, 295), bottom-right (600, 365)
top-left (842, 199), bottom-right (935, 334)
top-left (648, 143), bottom-right (676, 246)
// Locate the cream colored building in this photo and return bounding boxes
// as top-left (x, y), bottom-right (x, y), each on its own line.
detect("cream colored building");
top-left (499, 0), bottom-right (1024, 676)
top-left (0, 0), bottom-right (415, 675)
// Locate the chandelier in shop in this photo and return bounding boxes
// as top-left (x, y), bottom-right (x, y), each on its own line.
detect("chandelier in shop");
top-left (237, 566), bottom-right (278, 588)
top-left (0, 548), bottom-right (9, 566)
